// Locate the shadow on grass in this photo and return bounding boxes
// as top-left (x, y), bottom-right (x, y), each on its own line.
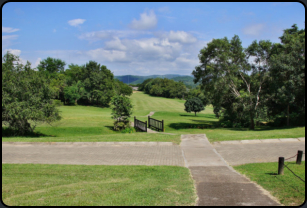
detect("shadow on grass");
top-left (168, 121), bottom-right (218, 130)
top-left (224, 126), bottom-right (302, 132)
top-left (265, 172), bottom-right (278, 175)
top-left (179, 114), bottom-right (216, 119)
top-left (2, 127), bottom-right (54, 138)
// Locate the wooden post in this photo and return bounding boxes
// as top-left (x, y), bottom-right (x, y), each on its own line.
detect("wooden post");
top-left (148, 116), bottom-right (150, 128)
top-left (134, 116), bottom-right (136, 128)
top-left (145, 121), bottom-right (147, 132)
top-left (162, 120), bottom-right (164, 132)
top-left (278, 157), bottom-right (284, 175)
top-left (296, 150), bottom-right (303, 165)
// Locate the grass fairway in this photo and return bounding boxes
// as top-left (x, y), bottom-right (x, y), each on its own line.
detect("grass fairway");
top-left (2, 91), bottom-right (305, 143)
top-left (233, 161), bottom-right (305, 206)
top-left (131, 92), bottom-right (305, 142)
top-left (2, 164), bottom-right (197, 206)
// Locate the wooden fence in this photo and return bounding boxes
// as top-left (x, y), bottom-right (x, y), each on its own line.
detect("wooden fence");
top-left (134, 116), bottom-right (147, 132)
top-left (148, 116), bottom-right (164, 132)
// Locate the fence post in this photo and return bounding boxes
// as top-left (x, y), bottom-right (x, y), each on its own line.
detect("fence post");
top-left (145, 121), bottom-right (147, 132)
top-left (296, 150), bottom-right (303, 165)
top-left (162, 120), bottom-right (164, 132)
top-left (134, 116), bottom-right (136, 128)
top-left (148, 116), bottom-right (150, 128)
top-left (278, 157), bottom-right (284, 175)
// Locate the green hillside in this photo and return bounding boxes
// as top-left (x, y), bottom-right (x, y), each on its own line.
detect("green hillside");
top-left (115, 74), bottom-right (198, 87)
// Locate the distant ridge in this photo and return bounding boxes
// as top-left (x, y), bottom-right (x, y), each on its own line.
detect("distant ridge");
top-left (115, 74), bottom-right (198, 88)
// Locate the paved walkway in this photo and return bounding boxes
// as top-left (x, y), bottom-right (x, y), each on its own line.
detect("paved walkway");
top-left (2, 142), bottom-right (184, 166)
top-left (180, 134), bottom-right (281, 206)
top-left (2, 135), bottom-right (305, 206)
top-left (213, 139), bottom-right (305, 166)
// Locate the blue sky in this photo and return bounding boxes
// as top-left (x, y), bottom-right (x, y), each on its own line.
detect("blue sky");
top-left (2, 2), bottom-right (305, 76)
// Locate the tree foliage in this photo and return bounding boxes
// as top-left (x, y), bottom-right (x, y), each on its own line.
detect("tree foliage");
top-left (193, 24), bottom-right (305, 128)
top-left (2, 52), bottom-right (61, 135)
top-left (141, 78), bottom-right (188, 99)
top-left (184, 97), bottom-right (205, 116)
top-left (110, 95), bottom-right (133, 131)
top-left (267, 24), bottom-right (305, 126)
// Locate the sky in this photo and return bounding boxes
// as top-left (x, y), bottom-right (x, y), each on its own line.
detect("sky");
top-left (2, 2), bottom-right (305, 76)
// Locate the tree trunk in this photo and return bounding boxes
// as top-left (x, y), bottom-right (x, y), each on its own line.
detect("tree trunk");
top-left (287, 104), bottom-right (289, 126)
top-left (250, 112), bottom-right (255, 130)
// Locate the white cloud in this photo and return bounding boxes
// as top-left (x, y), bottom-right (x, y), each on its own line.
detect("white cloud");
top-left (2, 35), bottom-right (18, 50)
top-left (3, 48), bottom-right (21, 56)
top-left (2, 27), bottom-right (19, 33)
top-left (2, 35), bottom-right (18, 41)
top-left (86, 48), bottom-right (128, 62)
top-left (129, 10), bottom-right (157, 30)
top-left (78, 30), bottom-right (151, 42)
top-left (33, 58), bottom-right (42, 68)
top-left (79, 31), bottom-right (112, 42)
top-left (68, 19), bottom-right (86, 27)
top-left (105, 37), bottom-right (127, 51)
top-left (167, 31), bottom-right (197, 44)
top-left (243, 24), bottom-right (265, 36)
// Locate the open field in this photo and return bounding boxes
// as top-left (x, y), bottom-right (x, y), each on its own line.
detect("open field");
top-left (2, 91), bottom-right (305, 143)
top-left (2, 164), bottom-right (196, 206)
top-left (234, 161), bottom-right (305, 206)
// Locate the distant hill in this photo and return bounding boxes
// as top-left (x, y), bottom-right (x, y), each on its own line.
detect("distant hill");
top-left (115, 74), bottom-right (197, 87)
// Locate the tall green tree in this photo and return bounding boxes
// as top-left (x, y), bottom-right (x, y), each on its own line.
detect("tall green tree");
top-left (268, 24), bottom-right (305, 126)
top-left (2, 52), bottom-right (61, 135)
top-left (193, 35), bottom-right (273, 129)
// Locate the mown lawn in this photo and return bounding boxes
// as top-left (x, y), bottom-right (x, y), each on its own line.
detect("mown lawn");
top-left (234, 161), bottom-right (305, 206)
top-left (2, 91), bottom-right (305, 143)
top-left (2, 164), bottom-right (197, 206)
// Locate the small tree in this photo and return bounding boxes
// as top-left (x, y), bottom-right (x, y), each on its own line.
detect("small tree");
top-left (184, 97), bottom-right (204, 116)
top-left (110, 95), bottom-right (133, 131)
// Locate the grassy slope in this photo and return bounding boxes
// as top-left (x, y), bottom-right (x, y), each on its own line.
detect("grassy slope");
top-left (234, 161), bottom-right (305, 206)
top-left (2, 164), bottom-right (196, 206)
top-left (131, 92), bottom-right (305, 142)
top-left (2, 91), bottom-right (305, 143)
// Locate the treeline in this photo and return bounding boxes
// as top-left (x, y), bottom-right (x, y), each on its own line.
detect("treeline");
top-left (2, 53), bottom-right (132, 135)
top-left (193, 24), bottom-right (305, 129)
top-left (139, 78), bottom-right (188, 99)
top-left (38, 58), bottom-right (132, 106)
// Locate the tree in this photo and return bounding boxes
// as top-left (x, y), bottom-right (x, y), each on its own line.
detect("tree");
top-left (37, 57), bottom-right (66, 74)
top-left (81, 61), bottom-right (115, 106)
top-left (268, 24), bottom-right (305, 126)
top-left (110, 95), bottom-right (133, 131)
top-left (184, 97), bottom-right (205, 116)
top-left (2, 52), bottom-right (61, 135)
top-left (193, 35), bottom-right (273, 129)
top-left (63, 81), bottom-right (86, 105)
top-left (114, 80), bottom-right (133, 96)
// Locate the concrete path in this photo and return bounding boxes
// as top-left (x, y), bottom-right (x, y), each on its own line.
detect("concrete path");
top-left (213, 138), bottom-right (305, 166)
top-left (180, 134), bottom-right (281, 206)
top-left (2, 142), bottom-right (184, 166)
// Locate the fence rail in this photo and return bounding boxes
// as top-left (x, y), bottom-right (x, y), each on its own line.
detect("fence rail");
top-left (148, 116), bottom-right (164, 132)
top-left (134, 116), bottom-right (147, 132)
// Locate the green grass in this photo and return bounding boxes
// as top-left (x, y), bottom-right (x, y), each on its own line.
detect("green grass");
top-left (2, 91), bottom-right (305, 143)
top-left (233, 161), bottom-right (305, 206)
top-left (2, 164), bottom-right (197, 206)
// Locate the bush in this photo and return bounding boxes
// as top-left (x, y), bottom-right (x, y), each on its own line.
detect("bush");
top-left (121, 127), bottom-right (136, 133)
top-left (53, 99), bottom-right (64, 106)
